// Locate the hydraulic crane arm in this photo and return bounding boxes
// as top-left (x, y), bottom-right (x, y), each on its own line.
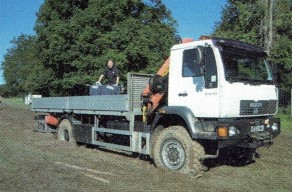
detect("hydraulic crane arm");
top-left (141, 38), bottom-right (193, 122)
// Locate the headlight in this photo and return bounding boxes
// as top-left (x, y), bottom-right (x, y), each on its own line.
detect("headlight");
top-left (217, 126), bottom-right (240, 137)
top-left (271, 122), bottom-right (279, 131)
top-left (229, 126), bottom-right (239, 136)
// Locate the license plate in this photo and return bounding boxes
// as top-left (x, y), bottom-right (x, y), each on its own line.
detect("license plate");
top-left (251, 125), bottom-right (265, 132)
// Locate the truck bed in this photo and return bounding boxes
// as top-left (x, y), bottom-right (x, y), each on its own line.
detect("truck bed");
top-left (32, 95), bottom-right (129, 113)
top-left (31, 73), bottom-right (152, 115)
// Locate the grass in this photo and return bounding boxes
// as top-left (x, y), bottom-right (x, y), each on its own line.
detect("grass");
top-left (275, 109), bottom-right (292, 131)
top-left (1, 97), bottom-right (30, 109)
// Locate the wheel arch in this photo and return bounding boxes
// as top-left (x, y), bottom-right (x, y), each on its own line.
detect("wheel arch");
top-left (152, 106), bottom-right (204, 139)
top-left (155, 114), bottom-right (188, 131)
top-left (58, 114), bottom-right (74, 124)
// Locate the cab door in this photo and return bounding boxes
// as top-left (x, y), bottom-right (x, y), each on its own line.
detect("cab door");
top-left (168, 46), bottom-right (220, 118)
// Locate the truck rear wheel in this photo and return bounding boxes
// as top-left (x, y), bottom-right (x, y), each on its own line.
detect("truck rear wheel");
top-left (57, 119), bottom-right (76, 144)
top-left (153, 126), bottom-right (204, 176)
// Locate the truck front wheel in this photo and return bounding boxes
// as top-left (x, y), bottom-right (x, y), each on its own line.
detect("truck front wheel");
top-left (153, 126), bottom-right (204, 176)
top-left (57, 119), bottom-right (76, 144)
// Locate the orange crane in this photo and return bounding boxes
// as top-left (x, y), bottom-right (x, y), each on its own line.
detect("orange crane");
top-left (141, 37), bottom-right (193, 122)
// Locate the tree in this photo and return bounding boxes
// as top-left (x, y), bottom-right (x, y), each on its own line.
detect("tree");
top-left (213, 0), bottom-right (292, 106)
top-left (35, 0), bottom-right (176, 96)
top-left (0, 84), bottom-right (10, 97)
top-left (1, 35), bottom-right (46, 96)
top-left (270, 0), bottom-right (292, 93)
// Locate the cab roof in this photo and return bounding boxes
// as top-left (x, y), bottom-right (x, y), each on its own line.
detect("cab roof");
top-left (171, 36), bottom-right (267, 56)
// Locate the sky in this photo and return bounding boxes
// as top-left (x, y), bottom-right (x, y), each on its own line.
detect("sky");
top-left (0, 0), bottom-right (227, 85)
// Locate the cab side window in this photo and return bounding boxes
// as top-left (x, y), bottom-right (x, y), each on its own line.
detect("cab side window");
top-left (182, 46), bottom-right (218, 88)
top-left (205, 47), bottom-right (217, 88)
top-left (182, 48), bottom-right (201, 77)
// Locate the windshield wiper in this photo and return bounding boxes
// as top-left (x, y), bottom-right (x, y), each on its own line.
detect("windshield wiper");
top-left (253, 79), bottom-right (273, 84)
top-left (227, 77), bottom-right (273, 85)
top-left (227, 76), bottom-right (252, 82)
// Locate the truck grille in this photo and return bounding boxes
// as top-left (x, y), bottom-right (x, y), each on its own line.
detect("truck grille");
top-left (240, 100), bottom-right (277, 115)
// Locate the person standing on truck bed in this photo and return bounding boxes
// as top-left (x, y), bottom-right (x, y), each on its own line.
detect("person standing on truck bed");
top-left (97, 59), bottom-right (120, 86)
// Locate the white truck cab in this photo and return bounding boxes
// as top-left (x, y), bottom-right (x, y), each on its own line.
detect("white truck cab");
top-left (169, 38), bottom-right (278, 119)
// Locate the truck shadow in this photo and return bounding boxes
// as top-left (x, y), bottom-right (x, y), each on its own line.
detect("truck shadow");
top-left (203, 148), bottom-right (259, 170)
top-left (80, 143), bottom-right (259, 172)
top-left (82, 143), bottom-right (149, 159)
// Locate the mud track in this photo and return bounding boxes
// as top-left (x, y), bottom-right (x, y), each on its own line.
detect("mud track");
top-left (0, 105), bottom-right (291, 191)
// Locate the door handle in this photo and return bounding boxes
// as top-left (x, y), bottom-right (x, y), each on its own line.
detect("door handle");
top-left (178, 92), bottom-right (188, 97)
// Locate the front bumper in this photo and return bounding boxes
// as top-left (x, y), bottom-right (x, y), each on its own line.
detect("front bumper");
top-left (217, 117), bottom-right (280, 149)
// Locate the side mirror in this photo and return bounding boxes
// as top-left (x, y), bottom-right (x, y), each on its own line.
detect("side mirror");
top-left (197, 46), bottom-right (205, 75)
top-left (175, 35), bottom-right (182, 44)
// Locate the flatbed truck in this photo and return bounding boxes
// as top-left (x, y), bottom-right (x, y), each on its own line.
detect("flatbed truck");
top-left (32, 36), bottom-right (281, 176)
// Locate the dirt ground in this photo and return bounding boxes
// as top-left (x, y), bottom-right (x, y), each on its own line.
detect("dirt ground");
top-left (0, 104), bottom-right (291, 192)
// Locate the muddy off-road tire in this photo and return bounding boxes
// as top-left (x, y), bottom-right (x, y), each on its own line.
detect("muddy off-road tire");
top-left (150, 125), bottom-right (165, 158)
top-left (57, 119), bottom-right (76, 144)
top-left (153, 126), bottom-right (205, 176)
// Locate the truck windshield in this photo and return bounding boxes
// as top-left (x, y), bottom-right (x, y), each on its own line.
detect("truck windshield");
top-left (221, 49), bottom-right (273, 84)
